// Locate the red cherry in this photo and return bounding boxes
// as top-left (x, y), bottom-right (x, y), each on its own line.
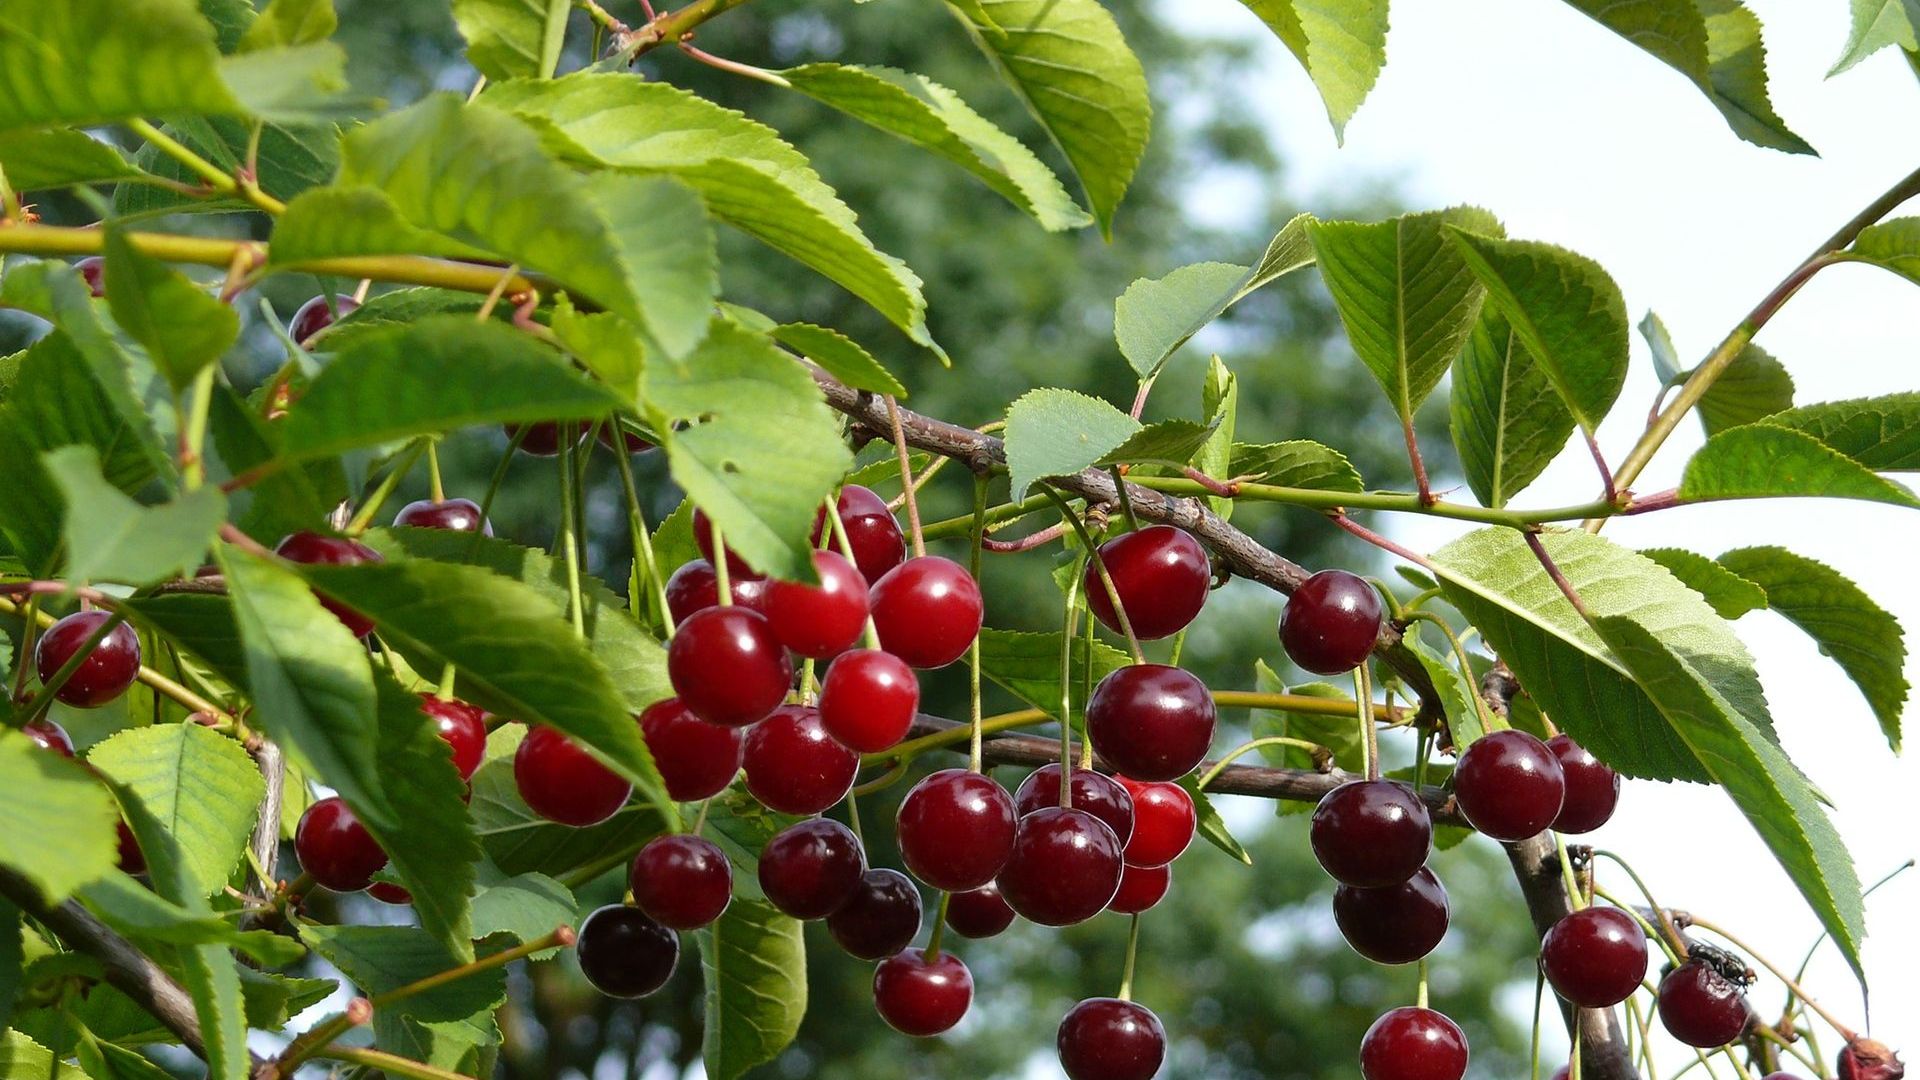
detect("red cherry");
top-left (1333, 866), bottom-right (1449, 965)
top-left (691, 507), bottom-right (758, 579)
top-left (504, 421), bottom-right (587, 456)
top-left (513, 726), bottom-right (631, 827)
top-left (639, 698), bottom-right (744, 802)
top-left (115, 820), bottom-right (146, 876)
top-left (1453, 729), bottom-right (1566, 842)
top-left (868, 556), bottom-right (982, 669)
top-left (827, 868), bottom-right (923, 960)
top-left (1657, 961), bottom-right (1752, 1048)
top-left (1360, 1006), bottom-right (1469, 1080)
top-left (598, 424), bottom-right (652, 454)
top-left (576, 905), bottom-right (678, 998)
top-left (811, 485), bottom-right (906, 585)
top-left (1837, 1039), bottom-right (1904, 1080)
top-left (1547, 733), bottom-right (1621, 834)
top-left (872, 949), bottom-right (972, 1037)
top-left (743, 706), bottom-right (857, 814)
top-left (368, 881), bottom-right (412, 904)
top-left (274, 531), bottom-right (384, 638)
top-left (1086, 664), bottom-right (1216, 782)
top-left (1309, 780), bottom-right (1431, 887)
top-left (630, 834), bottom-right (732, 930)
top-left (393, 497), bottom-right (493, 536)
top-left (1014, 764), bottom-right (1134, 848)
top-left (1541, 906), bottom-right (1648, 1008)
top-left (289, 295), bottom-right (359, 346)
top-left (419, 695), bottom-right (487, 781)
top-left (1279, 569), bottom-right (1383, 675)
top-left (1116, 778), bottom-right (1194, 868)
top-left (76, 257), bottom-right (106, 298)
top-left (757, 818), bottom-right (865, 920)
top-left (1058, 997), bottom-right (1167, 1080)
top-left (817, 649), bottom-right (919, 753)
top-left (944, 883), bottom-right (1015, 939)
top-left (761, 550), bottom-right (870, 660)
top-left (295, 796), bottom-right (388, 892)
top-left (33, 611), bottom-right (142, 708)
top-left (667, 606), bottom-right (793, 728)
top-left (22, 719), bottom-right (75, 756)
top-left (663, 560), bottom-right (768, 624)
top-left (1084, 525), bottom-right (1210, 640)
top-left (895, 769), bottom-right (1017, 892)
top-left (996, 807), bottom-right (1124, 926)
top-left (1107, 862), bottom-right (1170, 914)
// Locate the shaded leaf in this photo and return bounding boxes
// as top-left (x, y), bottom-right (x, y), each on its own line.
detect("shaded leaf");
top-left (43, 447), bottom-right (225, 588)
top-left (471, 729), bottom-right (664, 876)
top-left (76, 873), bottom-right (301, 965)
top-left (1697, 343), bottom-right (1793, 435)
top-left (239, 0), bottom-right (336, 50)
top-left (471, 872), bottom-right (576, 954)
top-left (451, 0), bottom-right (570, 81)
top-left (1449, 306), bottom-right (1575, 508)
top-left (977, 627), bottom-right (1131, 727)
top-left (0, 130), bottom-right (148, 189)
top-left (1177, 774), bottom-right (1251, 865)
top-left (1195, 356), bottom-right (1239, 519)
top-left (1114, 262), bottom-right (1252, 380)
top-left (1640, 309), bottom-right (1686, 384)
top-left (1227, 440), bottom-right (1364, 492)
top-left (696, 898), bottom-right (806, 1080)
top-left (1640, 547), bottom-right (1768, 619)
top-left (115, 117), bottom-right (337, 217)
top-left (101, 229), bottom-right (238, 392)
top-left (1763, 392), bottom-right (1920, 469)
top-left (0, 733), bottom-right (119, 903)
top-left (1678, 425), bottom-right (1920, 508)
top-left (1841, 217), bottom-right (1920, 286)
top-left (1099, 418), bottom-right (1220, 469)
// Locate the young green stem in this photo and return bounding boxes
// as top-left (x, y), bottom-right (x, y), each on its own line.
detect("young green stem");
top-left (1117, 912), bottom-right (1142, 1002)
top-left (1040, 486), bottom-right (1143, 664)
top-left (613, 437), bottom-right (673, 635)
top-left (968, 475), bottom-right (989, 773)
top-left (557, 428), bottom-right (587, 637)
top-left (1354, 664), bottom-right (1379, 781)
top-left (344, 439), bottom-right (428, 534)
top-left (923, 891), bottom-right (953, 962)
top-left (1058, 559), bottom-right (1085, 805)
top-left (1195, 736), bottom-right (1332, 790)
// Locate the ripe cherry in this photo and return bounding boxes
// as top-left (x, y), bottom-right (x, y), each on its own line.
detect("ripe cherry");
top-left (663, 559), bottom-right (768, 623)
top-left (75, 257), bottom-right (106, 298)
top-left (1453, 729), bottom-right (1566, 842)
top-left (22, 719), bottom-right (75, 756)
top-left (1333, 866), bottom-right (1449, 965)
top-left (629, 834), bottom-right (732, 930)
top-left (868, 556), bottom-right (982, 669)
top-left (827, 868), bottom-right (923, 960)
top-left (1547, 733), bottom-right (1621, 834)
top-left (667, 606), bottom-right (792, 728)
top-left (1360, 1007), bottom-right (1469, 1080)
top-left (743, 706), bottom-right (857, 814)
top-left (691, 507), bottom-right (757, 579)
top-left (33, 611), bottom-right (141, 708)
top-left (761, 550), bottom-right (870, 660)
top-left (289, 295), bottom-right (358, 345)
top-left (368, 881), bottom-right (412, 905)
top-left (1014, 764), bottom-right (1134, 847)
top-left (758, 818), bottom-right (866, 920)
top-left (945, 883), bottom-right (1016, 939)
top-left (1085, 525), bottom-right (1210, 640)
top-left (639, 698), bottom-right (744, 802)
top-left (1116, 777), bottom-right (1195, 868)
top-left (1058, 998), bottom-right (1167, 1080)
top-left (1086, 664), bottom-right (1216, 782)
top-left (598, 424), bottom-right (652, 454)
top-left (115, 821), bottom-right (146, 875)
top-left (873, 949), bottom-right (972, 1037)
top-left (576, 905), bottom-right (678, 999)
top-left (274, 532), bottom-right (383, 638)
top-left (504, 421), bottom-right (586, 457)
top-left (1657, 961), bottom-right (1752, 1048)
top-left (393, 497), bottom-right (492, 536)
top-left (996, 807), bottom-right (1124, 926)
top-left (811, 485), bottom-right (906, 585)
top-left (513, 726), bottom-right (631, 827)
top-left (419, 694), bottom-right (487, 781)
top-left (1310, 780), bottom-right (1431, 887)
top-left (1279, 569), bottom-right (1383, 675)
top-left (896, 769), bottom-right (1017, 892)
top-left (1108, 862), bottom-right (1170, 914)
top-left (818, 649), bottom-right (919, 753)
top-left (1541, 906), bottom-right (1647, 1008)
top-left (295, 796), bottom-right (388, 892)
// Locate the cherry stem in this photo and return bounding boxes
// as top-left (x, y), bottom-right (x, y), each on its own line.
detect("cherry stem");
top-left (425, 440), bottom-right (445, 504)
top-left (979, 521), bottom-right (1068, 554)
top-left (823, 495), bottom-right (881, 651)
top-left (678, 42), bottom-right (792, 86)
top-left (1354, 663), bottom-right (1379, 781)
top-left (1589, 849), bottom-right (1689, 961)
top-left (968, 475), bottom-right (988, 773)
top-left (1624, 995), bottom-right (1658, 1079)
top-left (1584, 431), bottom-right (1618, 504)
top-left (884, 395), bottom-right (926, 559)
top-left (1117, 912), bottom-right (1142, 1002)
top-left (436, 664), bottom-right (457, 700)
top-left (1591, 885), bottom-right (1683, 968)
top-left (1417, 957), bottom-right (1430, 1010)
top-left (473, 263), bottom-right (519, 322)
top-left (845, 784), bottom-right (864, 845)
top-left (1400, 610), bottom-right (1501, 735)
top-left (1109, 466), bottom-right (1141, 532)
top-left (1571, 1024), bottom-right (1585, 1080)
top-left (850, 760), bottom-right (906, 796)
top-left (344, 438), bottom-right (427, 534)
top-left (1554, 836), bottom-right (1589, 911)
top-left (22, 609), bottom-right (131, 725)
top-left (1078, 608), bottom-right (1097, 771)
top-left (692, 797), bottom-right (712, 836)
top-left (1525, 532), bottom-right (1592, 621)
top-left (1196, 736), bottom-right (1333, 790)
top-left (1751, 1021), bottom-right (1826, 1077)
top-left (10, 595), bottom-right (38, 702)
top-left (923, 892), bottom-right (952, 962)
top-left (1329, 513), bottom-right (1436, 571)
top-left (1040, 486), bottom-right (1144, 664)
top-left (1718, 1045), bottom-right (1756, 1080)
top-left (920, 492), bottom-right (1056, 540)
top-left (1530, 970), bottom-right (1547, 1080)
top-left (556, 428), bottom-right (587, 637)
top-left (1058, 557), bottom-right (1085, 805)
top-left (1683, 916), bottom-right (1857, 1041)
top-left (1788, 859), bottom-right (1910, 1030)
top-left (311, 1046), bottom-right (471, 1080)
top-left (861, 708), bottom-right (1048, 768)
top-left (613, 433), bottom-right (674, 635)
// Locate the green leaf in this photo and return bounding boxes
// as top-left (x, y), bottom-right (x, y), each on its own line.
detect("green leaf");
top-left (207, 381), bottom-right (347, 542)
top-left (86, 725), bottom-right (262, 901)
top-left (1640, 310), bottom-right (1686, 384)
top-left (977, 627), bottom-right (1132, 727)
top-left (1099, 418), bottom-right (1221, 470)
top-left (100, 230), bottom-right (238, 392)
top-left (76, 873), bottom-right (302, 965)
top-left (116, 118), bottom-right (337, 217)
top-left (0, 732), bottom-right (120, 902)
top-left (1697, 344), bottom-right (1793, 435)
top-left (302, 924), bottom-right (506, 1056)
top-left (1449, 307), bottom-right (1575, 508)
top-left (451, 0), bottom-right (571, 81)
top-left (1718, 547), bottom-right (1907, 752)
top-left (1249, 664), bottom-right (1358, 772)
top-left (1832, 0), bottom-right (1920, 73)
top-left (770, 323), bottom-right (906, 398)
top-left (268, 186), bottom-right (490, 264)
top-left (0, 0), bottom-right (238, 132)
top-left (0, 130), bottom-right (149, 189)
top-left (1640, 547), bottom-right (1768, 619)
top-left (696, 898), bottom-right (806, 1080)
top-left (1762, 393), bottom-right (1920, 469)
top-left (471, 872), bottom-right (576, 952)
top-left (548, 299), bottom-right (644, 405)
top-left (1195, 356), bottom-right (1239, 519)
top-left (1231, 0), bottom-right (1387, 138)
top-left (1174, 774), bottom-right (1251, 865)
top-left (1841, 217), bottom-right (1920, 286)
top-left (471, 729), bottom-right (665, 876)
top-left (239, 0), bottom-right (336, 50)
top-left (1004, 388), bottom-right (1139, 499)
top-left (0, 897), bottom-right (20, 1030)
top-left (1226, 440), bottom-right (1364, 492)
top-left (1239, 213), bottom-right (1319, 298)
top-left (42, 447), bottom-right (225, 588)
top-left (1401, 625), bottom-right (1489, 749)
top-left (238, 968), bottom-right (337, 1030)
top-left (580, 173), bottom-right (719, 358)
top-left (78, 1030), bottom-right (179, 1080)
top-left (1114, 262), bottom-right (1251, 379)
top-left (0, 1031), bottom-right (88, 1078)
top-left (1678, 425), bottom-right (1920, 508)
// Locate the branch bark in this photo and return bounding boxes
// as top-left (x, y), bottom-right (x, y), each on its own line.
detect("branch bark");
top-left (1505, 837), bottom-right (1636, 1079)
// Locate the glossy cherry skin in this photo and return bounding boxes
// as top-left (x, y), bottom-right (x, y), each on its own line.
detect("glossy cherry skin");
top-left (115, 821), bottom-right (146, 875)
top-left (1658, 961), bottom-right (1752, 1047)
top-left (762, 550), bottom-right (870, 660)
top-left (393, 497), bottom-right (493, 536)
top-left (274, 532), bottom-right (383, 638)
top-left (22, 719), bottom-right (75, 756)
top-left (997, 807), bottom-right (1124, 926)
top-left (1310, 780), bottom-right (1432, 887)
top-left (1454, 729), bottom-right (1566, 842)
top-left (576, 905), bottom-right (678, 999)
top-left (872, 949), bottom-right (972, 1037)
top-left (639, 698), bottom-right (744, 802)
top-left (34, 611), bottom-right (142, 708)
top-left (692, 507), bottom-right (758, 579)
top-left (895, 769), bottom-right (1017, 892)
top-left (504, 421), bottom-right (586, 457)
top-left (743, 706), bottom-right (858, 814)
top-left (1116, 778), bottom-right (1194, 868)
top-left (663, 560), bottom-right (768, 624)
top-left (1280, 569), bottom-right (1383, 675)
top-left (1541, 906), bottom-right (1648, 1008)
top-left (757, 818), bottom-right (866, 920)
top-left (1086, 664), bottom-right (1216, 782)
top-left (1014, 764), bottom-right (1134, 848)
top-left (1085, 525), bottom-right (1210, 641)
top-left (295, 797), bottom-right (389, 892)
top-left (1058, 998), bottom-right (1167, 1080)
top-left (289, 295), bottom-right (358, 346)
top-left (827, 868), bottom-right (923, 961)
top-left (811, 484), bottom-right (906, 585)
top-left (1360, 1007), bottom-right (1469, 1080)
top-left (368, 881), bottom-right (412, 905)
top-left (818, 649), bottom-right (919, 753)
top-left (667, 606), bottom-right (793, 728)
top-left (944, 883), bottom-right (1016, 939)
top-left (1334, 866), bottom-right (1449, 965)
top-left (1548, 733), bottom-right (1621, 834)
top-left (1108, 862), bottom-right (1170, 914)
top-left (868, 556), bottom-right (983, 669)
top-left (76, 257), bottom-right (106, 298)
top-left (419, 695), bottom-right (487, 781)
top-left (629, 834), bottom-right (733, 930)
top-left (513, 726), bottom-right (631, 827)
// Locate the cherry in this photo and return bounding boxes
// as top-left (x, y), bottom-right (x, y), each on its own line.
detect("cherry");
top-left (868, 556), bottom-right (982, 669)
top-left (811, 484), bottom-right (906, 585)
top-left (895, 769), bottom-right (1017, 892)
top-left (598, 424), bottom-right (652, 454)
top-left (1547, 733), bottom-right (1621, 834)
top-left (1837, 1038), bottom-right (1904, 1080)
top-left (1086, 664), bottom-right (1216, 782)
top-left (818, 649), bottom-right (919, 753)
top-left (743, 706), bottom-right (857, 814)
top-left (368, 881), bottom-right (412, 905)
top-left (33, 611), bottom-right (141, 708)
top-left (289, 295), bottom-right (359, 345)
top-left (996, 807), bottom-right (1124, 926)
top-left (393, 497), bottom-right (492, 536)
top-left (761, 550), bottom-right (870, 660)
top-left (1541, 906), bottom-right (1647, 1008)
top-left (1057, 998), bottom-right (1167, 1080)
top-left (1333, 867), bottom-right (1449, 965)
top-left (1657, 961), bottom-right (1752, 1048)
top-left (1453, 729), bottom-right (1566, 842)
top-left (504, 421), bottom-right (586, 456)
top-left (663, 559), bottom-right (768, 623)
top-left (419, 695), bottom-right (487, 781)
top-left (115, 821), bottom-right (146, 875)
top-left (1309, 780), bottom-right (1431, 887)
top-left (758, 818), bottom-right (865, 920)
top-left (629, 834), bottom-right (732, 930)
top-left (872, 949), bottom-right (972, 1037)
top-left (1360, 1007), bottom-right (1469, 1080)
top-left (1279, 569), bottom-right (1383, 675)
top-left (1085, 525), bottom-right (1210, 640)
top-left (513, 726), bottom-right (631, 827)
top-left (295, 796), bottom-right (388, 892)
top-left (1116, 777), bottom-right (1195, 868)
top-left (667, 606), bottom-right (793, 728)
top-left (1552, 1069), bottom-right (1570, 1080)
top-left (75, 256), bottom-right (106, 298)
top-left (274, 531), bottom-right (383, 638)
top-left (1014, 764), bottom-right (1134, 847)
top-left (1108, 862), bottom-right (1170, 914)
top-left (22, 719), bottom-right (75, 756)
top-left (576, 905), bottom-right (678, 998)
top-left (691, 507), bottom-right (758, 579)
top-left (945, 883), bottom-right (1016, 939)
top-left (638, 698), bottom-right (744, 802)
top-left (827, 868), bottom-right (923, 960)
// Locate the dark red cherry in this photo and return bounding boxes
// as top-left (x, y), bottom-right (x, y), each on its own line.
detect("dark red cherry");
top-left (868, 556), bottom-right (982, 669)
top-left (1115, 777), bottom-right (1194, 868)
top-left (827, 868), bottom-right (923, 960)
top-left (513, 726), bottom-right (631, 827)
top-left (743, 706), bottom-right (857, 814)
top-left (504, 421), bottom-right (587, 456)
top-left (895, 769), bottom-right (1017, 892)
top-left (76, 257), bottom-right (106, 298)
top-left (1547, 733), bottom-right (1621, 834)
top-left (576, 905), bottom-right (678, 998)
top-left (22, 719), bottom-right (75, 756)
top-left (115, 820), bottom-right (146, 875)
top-left (1837, 1039), bottom-right (1903, 1080)
top-left (34, 611), bottom-right (141, 708)
top-left (289, 295), bottom-right (358, 346)
top-left (872, 949), bottom-right (972, 1037)
top-left (1058, 998), bottom-right (1167, 1080)
top-left (662, 559), bottom-right (768, 624)
top-left (1657, 961), bottom-right (1752, 1048)
top-left (1108, 862), bottom-right (1170, 914)
top-left (1279, 569), bottom-right (1383, 675)
top-left (811, 484), bottom-right (906, 585)
top-left (667, 606), bottom-right (792, 728)
top-left (1085, 525), bottom-right (1210, 640)
top-left (368, 881), bottom-right (412, 905)
top-left (419, 694), bottom-right (487, 781)
top-left (945, 883), bottom-right (1015, 939)
top-left (629, 834), bottom-right (732, 930)
top-left (996, 807), bottom-right (1124, 926)
top-left (1014, 764), bottom-right (1134, 847)
top-left (393, 497), bottom-right (492, 536)
top-left (691, 507), bottom-right (758, 579)
top-left (1086, 664), bottom-right (1216, 782)
top-left (598, 424), bottom-right (652, 454)
top-left (761, 550), bottom-right (870, 660)
top-left (274, 531), bottom-right (383, 638)
top-left (1360, 1006), bottom-right (1469, 1080)
top-left (1333, 866), bottom-right (1449, 965)
top-left (639, 698), bottom-right (744, 802)
top-left (1541, 906), bottom-right (1648, 1008)
top-left (818, 648), bottom-right (919, 753)
top-left (1309, 780), bottom-right (1431, 887)
top-left (1454, 729), bottom-right (1566, 842)
top-left (295, 796), bottom-right (388, 892)
top-left (757, 818), bottom-right (866, 920)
